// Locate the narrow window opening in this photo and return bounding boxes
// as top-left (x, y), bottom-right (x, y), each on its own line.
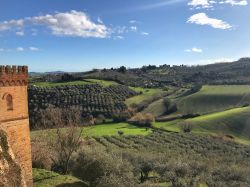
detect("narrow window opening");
top-left (6, 94), bottom-right (13, 111)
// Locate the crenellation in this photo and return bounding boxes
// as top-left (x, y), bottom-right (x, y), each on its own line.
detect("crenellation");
top-left (0, 65), bottom-right (28, 86)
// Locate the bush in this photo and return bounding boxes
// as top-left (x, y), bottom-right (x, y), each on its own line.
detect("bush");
top-left (180, 122), bottom-right (193, 133)
top-left (128, 113), bottom-right (155, 127)
top-left (163, 98), bottom-right (177, 115)
top-left (70, 148), bottom-right (135, 187)
top-left (118, 130), bottom-right (124, 136)
top-left (112, 111), bottom-right (131, 122)
top-left (31, 139), bottom-right (53, 170)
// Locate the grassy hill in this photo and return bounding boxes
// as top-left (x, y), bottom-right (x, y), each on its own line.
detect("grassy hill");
top-left (33, 168), bottom-right (87, 187)
top-left (176, 85), bottom-right (250, 115)
top-left (125, 87), bottom-right (167, 107)
top-left (185, 107), bottom-right (250, 140)
top-left (153, 107), bottom-right (250, 144)
top-left (142, 98), bottom-right (167, 116)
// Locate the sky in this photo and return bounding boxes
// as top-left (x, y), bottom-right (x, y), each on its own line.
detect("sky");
top-left (0, 0), bottom-right (249, 72)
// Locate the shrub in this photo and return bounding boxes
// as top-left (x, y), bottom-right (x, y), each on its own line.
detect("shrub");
top-left (180, 122), bottom-right (193, 133)
top-left (112, 111), bottom-right (131, 122)
top-left (31, 138), bottom-right (53, 170)
top-left (70, 148), bottom-right (135, 187)
top-left (163, 98), bottom-right (177, 114)
top-left (118, 130), bottom-right (124, 136)
top-left (128, 113), bottom-right (155, 127)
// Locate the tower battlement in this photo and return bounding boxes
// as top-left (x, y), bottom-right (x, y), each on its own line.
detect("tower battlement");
top-left (0, 65), bottom-right (28, 86)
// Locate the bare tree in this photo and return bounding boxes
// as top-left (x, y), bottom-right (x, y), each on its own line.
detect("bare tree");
top-left (37, 106), bottom-right (84, 174)
top-left (49, 124), bottom-right (83, 174)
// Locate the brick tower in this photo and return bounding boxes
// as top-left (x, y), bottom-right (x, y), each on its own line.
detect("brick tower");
top-left (0, 66), bottom-right (33, 186)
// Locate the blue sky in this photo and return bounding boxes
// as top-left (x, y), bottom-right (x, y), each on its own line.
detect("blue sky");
top-left (0, 0), bottom-right (249, 72)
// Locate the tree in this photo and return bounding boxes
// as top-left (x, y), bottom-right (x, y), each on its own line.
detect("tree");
top-left (118, 66), bottom-right (127, 73)
top-left (128, 113), bottom-right (155, 127)
top-left (180, 122), bottom-right (193, 133)
top-left (49, 125), bottom-right (83, 174)
top-left (38, 106), bottom-right (84, 174)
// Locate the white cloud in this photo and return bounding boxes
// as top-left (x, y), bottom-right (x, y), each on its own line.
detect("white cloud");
top-left (0, 19), bottom-right (24, 31)
top-left (29, 11), bottom-right (108, 38)
top-left (0, 11), bottom-right (144, 39)
top-left (97, 17), bottom-right (103, 24)
top-left (16, 47), bottom-right (24, 52)
top-left (16, 31), bottom-right (24, 36)
top-left (130, 26), bottom-right (137, 32)
top-left (220, 0), bottom-right (248, 5)
top-left (141, 32), bottom-right (149, 36)
top-left (185, 47), bottom-right (203, 53)
top-left (29, 47), bottom-right (39, 51)
top-left (187, 13), bottom-right (232, 29)
top-left (188, 0), bottom-right (215, 8)
top-left (129, 20), bottom-right (137, 24)
top-left (0, 10), bottom-right (109, 38)
top-left (114, 35), bottom-right (124, 40)
top-left (0, 48), bottom-right (4, 52)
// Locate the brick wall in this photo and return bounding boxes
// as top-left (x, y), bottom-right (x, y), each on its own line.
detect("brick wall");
top-left (0, 66), bottom-right (33, 187)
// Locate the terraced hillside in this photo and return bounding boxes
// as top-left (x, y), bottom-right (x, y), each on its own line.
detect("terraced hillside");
top-left (176, 85), bottom-right (250, 115)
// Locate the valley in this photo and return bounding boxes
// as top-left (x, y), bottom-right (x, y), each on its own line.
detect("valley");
top-left (29, 58), bottom-right (250, 186)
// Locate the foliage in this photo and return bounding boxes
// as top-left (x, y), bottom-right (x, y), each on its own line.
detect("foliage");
top-left (128, 113), bottom-right (155, 127)
top-left (48, 125), bottom-right (83, 174)
top-left (29, 84), bottom-right (138, 129)
top-left (70, 148), bottom-right (136, 187)
top-left (163, 98), bottom-right (177, 115)
top-left (31, 138), bottom-right (53, 170)
top-left (91, 130), bottom-right (250, 186)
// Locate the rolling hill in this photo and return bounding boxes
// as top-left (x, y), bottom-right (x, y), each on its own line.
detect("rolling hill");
top-left (176, 85), bottom-right (250, 115)
top-left (185, 107), bottom-right (250, 140)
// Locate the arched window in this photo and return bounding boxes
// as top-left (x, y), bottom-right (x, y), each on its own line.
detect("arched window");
top-left (6, 94), bottom-right (13, 111)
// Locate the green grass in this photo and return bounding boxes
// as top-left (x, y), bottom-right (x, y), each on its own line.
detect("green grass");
top-left (33, 168), bottom-right (87, 187)
top-left (153, 119), bottom-right (184, 132)
top-left (177, 85), bottom-right (250, 115)
top-left (125, 87), bottom-right (167, 107)
top-left (31, 79), bottom-right (118, 87)
top-left (152, 107), bottom-right (250, 144)
top-left (185, 106), bottom-right (250, 140)
top-left (82, 123), bottom-right (152, 137)
top-left (143, 98), bottom-right (167, 116)
top-left (31, 123), bottom-right (152, 139)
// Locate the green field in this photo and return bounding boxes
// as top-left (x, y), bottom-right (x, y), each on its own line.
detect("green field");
top-left (153, 119), bottom-right (184, 132)
top-left (33, 168), bottom-right (87, 187)
top-left (152, 107), bottom-right (250, 144)
top-left (31, 123), bottom-right (152, 139)
top-left (185, 107), bottom-right (250, 140)
top-left (177, 85), bottom-right (250, 115)
top-left (31, 79), bottom-right (118, 87)
top-left (82, 123), bottom-right (152, 137)
top-left (125, 87), bottom-right (167, 107)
